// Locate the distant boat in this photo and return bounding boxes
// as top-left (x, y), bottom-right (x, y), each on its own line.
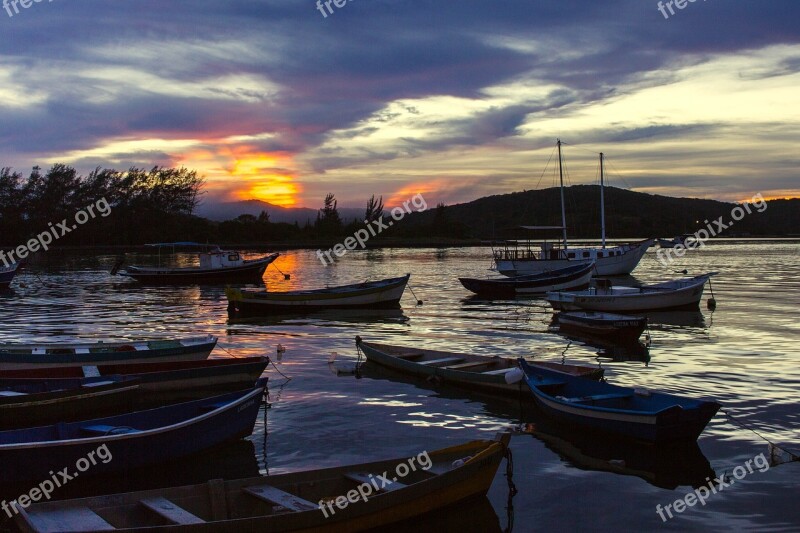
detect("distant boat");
top-left (0, 262), bottom-right (20, 289)
top-left (493, 141), bottom-right (654, 276)
top-left (657, 234), bottom-right (694, 248)
top-left (16, 431), bottom-right (510, 532)
top-left (518, 359), bottom-right (720, 443)
top-left (0, 356), bottom-right (267, 395)
top-left (0, 381), bottom-right (266, 484)
top-left (0, 376), bottom-right (140, 429)
top-left (227, 274), bottom-right (410, 313)
top-left (547, 273), bottom-right (716, 312)
top-left (0, 335), bottom-right (217, 370)
top-left (117, 243), bottom-right (278, 283)
top-left (554, 311), bottom-right (647, 344)
top-left (459, 262), bottom-right (595, 298)
top-left (357, 338), bottom-right (604, 398)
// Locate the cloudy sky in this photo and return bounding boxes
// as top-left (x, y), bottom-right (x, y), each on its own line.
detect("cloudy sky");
top-left (1, 0), bottom-right (798, 209)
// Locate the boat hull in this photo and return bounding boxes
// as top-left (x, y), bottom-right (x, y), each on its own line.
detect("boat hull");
top-left (0, 384), bottom-right (265, 484)
top-left (495, 239), bottom-right (653, 276)
top-left (0, 262), bottom-right (20, 289)
top-left (459, 262), bottom-right (594, 297)
top-left (122, 254), bottom-right (277, 283)
top-left (548, 276), bottom-right (710, 312)
top-left (556, 312), bottom-right (647, 343)
top-left (0, 336), bottom-right (217, 371)
top-left (228, 275), bottom-right (410, 312)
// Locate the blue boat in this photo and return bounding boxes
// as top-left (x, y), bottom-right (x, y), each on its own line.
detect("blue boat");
top-left (0, 379), bottom-right (266, 484)
top-left (0, 262), bottom-right (19, 289)
top-left (518, 359), bottom-right (719, 443)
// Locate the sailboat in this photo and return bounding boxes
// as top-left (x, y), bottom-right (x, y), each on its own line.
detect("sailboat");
top-left (493, 140), bottom-right (654, 276)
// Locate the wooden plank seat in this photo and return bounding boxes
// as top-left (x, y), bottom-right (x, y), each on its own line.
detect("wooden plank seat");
top-left (243, 485), bottom-right (317, 512)
top-left (418, 357), bottom-right (464, 366)
top-left (140, 497), bottom-right (205, 525)
top-left (81, 424), bottom-right (140, 436)
top-left (570, 393), bottom-right (633, 403)
top-left (443, 361), bottom-right (493, 370)
top-left (20, 506), bottom-right (115, 532)
top-left (344, 472), bottom-right (407, 492)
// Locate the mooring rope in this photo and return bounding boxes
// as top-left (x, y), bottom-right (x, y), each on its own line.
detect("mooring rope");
top-left (720, 407), bottom-right (800, 464)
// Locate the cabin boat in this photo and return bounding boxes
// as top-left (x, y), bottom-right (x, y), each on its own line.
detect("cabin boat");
top-left (357, 337), bottom-right (604, 398)
top-left (518, 359), bottom-right (720, 443)
top-left (459, 261), bottom-right (595, 298)
top-left (0, 381), bottom-right (266, 484)
top-left (0, 335), bottom-right (218, 371)
top-left (493, 140), bottom-right (654, 276)
top-left (546, 273), bottom-right (716, 312)
top-left (16, 432), bottom-right (510, 533)
top-left (117, 243), bottom-right (278, 283)
top-left (0, 261), bottom-right (20, 289)
top-left (227, 275), bottom-right (410, 313)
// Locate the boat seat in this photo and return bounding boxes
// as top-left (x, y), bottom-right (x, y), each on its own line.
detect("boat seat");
top-left (82, 365), bottom-right (101, 377)
top-left (569, 393), bottom-right (633, 403)
top-left (344, 472), bottom-right (406, 492)
top-left (418, 357), bottom-right (464, 366)
top-left (81, 424), bottom-right (140, 436)
top-left (527, 377), bottom-right (568, 387)
top-left (18, 506), bottom-right (115, 531)
top-left (140, 497), bottom-right (206, 525)
top-left (443, 361), bottom-right (493, 370)
top-left (75, 348), bottom-right (91, 355)
top-left (243, 484), bottom-right (317, 512)
top-left (481, 368), bottom-right (515, 375)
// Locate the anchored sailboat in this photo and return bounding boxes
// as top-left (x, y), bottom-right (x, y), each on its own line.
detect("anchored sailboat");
top-left (493, 140), bottom-right (653, 276)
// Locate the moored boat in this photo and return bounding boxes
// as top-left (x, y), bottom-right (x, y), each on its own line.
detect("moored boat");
top-left (555, 311), bottom-right (647, 344)
top-left (227, 274), bottom-right (410, 313)
top-left (657, 234), bottom-right (694, 248)
top-left (117, 243), bottom-right (278, 283)
top-left (0, 356), bottom-right (267, 394)
top-left (0, 262), bottom-right (20, 289)
top-left (357, 337), bottom-right (604, 398)
top-left (16, 432), bottom-right (510, 532)
top-left (459, 261), bottom-right (595, 298)
top-left (0, 376), bottom-right (141, 429)
top-left (0, 380), bottom-right (266, 484)
top-left (546, 273), bottom-right (716, 312)
top-left (518, 359), bottom-right (720, 443)
top-left (0, 335), bottom-right (218, 370)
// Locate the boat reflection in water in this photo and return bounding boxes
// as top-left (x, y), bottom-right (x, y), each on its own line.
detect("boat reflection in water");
top-left (549, 316), bottom-right (651, 364)
top-left (645, 310), bottom-right (708, 329)
top-left (359, 364), bottom-right (714, 490)
top-left (227, 307), bottom-right (409, 328)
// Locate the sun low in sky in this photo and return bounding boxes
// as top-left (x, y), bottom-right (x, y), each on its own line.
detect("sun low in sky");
top-left (1, 1), bottom-right (798, 209)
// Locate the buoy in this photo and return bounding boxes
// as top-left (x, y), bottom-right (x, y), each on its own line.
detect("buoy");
top-left (707, 297), bottom-right (717, 310)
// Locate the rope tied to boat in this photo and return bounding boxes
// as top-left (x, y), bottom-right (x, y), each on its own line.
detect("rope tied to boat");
top-left (503, 445), bottom-right (517, 533)
top-left (406, 284), bottom-right (424, 305)
top-left (720, 407), bottom-right (800, 465)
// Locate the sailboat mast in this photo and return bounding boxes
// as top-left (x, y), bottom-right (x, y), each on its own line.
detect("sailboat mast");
top-left (600, 152), bottom-right (606, 248)
top-left (557, 139), bottom-right (568, 248)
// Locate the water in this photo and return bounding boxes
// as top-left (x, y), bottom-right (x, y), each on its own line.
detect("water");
top-left (1, 241), bottom-right (799, 531)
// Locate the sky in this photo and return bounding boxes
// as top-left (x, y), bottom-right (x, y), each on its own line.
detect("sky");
top-left (1, 0), bottom-right (798, 209)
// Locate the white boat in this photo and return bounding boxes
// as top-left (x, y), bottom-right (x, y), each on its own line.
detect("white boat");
top-left (493, 141), bottom-right (654, 276)
top-left (547, 273), bottom-right (716, 312)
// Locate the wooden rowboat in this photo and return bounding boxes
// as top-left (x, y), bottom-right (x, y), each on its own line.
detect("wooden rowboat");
top-left (0, 335), bottom-right (218, 371)
top-left (0, 380), bottom-right (266, 484)
top-left (0, 261), bottom-right (20, 289)
top-left (0, 356), bottom-right (268, 395)
top-left (16, 432), bottom-right (510, 532)
top-left (356, 338), bottom-right (604, 398)
top-left (227, 275), bottom-right (410, 313)
top-left (518, 359), bottom-right (720, 443)
top-left (459, 261), bottom-right (595, 298)
top-left (546, 273), bottom-right (716, 312)
top-left (0, 376), bottom-right (140, 429)
top-left (554, 311), bottom-right (647, 344)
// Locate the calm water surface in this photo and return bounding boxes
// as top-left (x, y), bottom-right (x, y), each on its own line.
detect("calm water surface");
top-left (1, 241), bottom-right (799, 531)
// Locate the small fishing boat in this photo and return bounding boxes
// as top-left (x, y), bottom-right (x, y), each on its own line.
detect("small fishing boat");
top-left (16, 432), bottom-right (510, 532)
top-left (357, 338), bottom-right (604, 398)
top-left (554, 311), bottom-right (647, 344)
top-left (459, 262), bottom-right (595, 298)
top-left (116, 243), bottom-right (278, 283)
top-left (0, 356), bottom-right (267, 394)
top-left (0, 380), bottom-right (266, 484)
top-left (0, 262), bottom-right (20, 289)
top-left (657, 234), bottom-right (694, 249)
top-left (227, 275), bottom-right (410, 313)
top-left (0, 335), bottom-right (218, 370)
top-left (546, 273), bottom-right (716, 312)
top-left (518, 359), bottom-right (720, 443)
top-left (0, 376), bottom-right (140, 429)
